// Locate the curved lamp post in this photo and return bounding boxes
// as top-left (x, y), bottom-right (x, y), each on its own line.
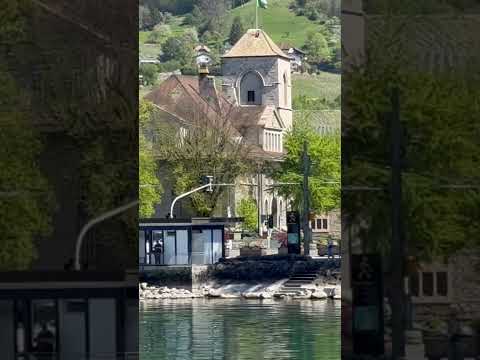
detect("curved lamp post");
top-left (74, 200), bottom-right (139, 270)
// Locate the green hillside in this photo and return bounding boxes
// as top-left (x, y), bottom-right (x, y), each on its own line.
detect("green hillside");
top-left (140, 0), bottom-right (321, 59)
top-left (228, 0), bottom-right (320, 47)
top-left (292, 72), bottom-right (340, 103)
top-left (140, 16), bottom-right (193, 60)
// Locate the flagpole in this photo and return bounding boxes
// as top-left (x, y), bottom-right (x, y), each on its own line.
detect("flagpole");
top-left (255, 1), bottom-right (258, 29)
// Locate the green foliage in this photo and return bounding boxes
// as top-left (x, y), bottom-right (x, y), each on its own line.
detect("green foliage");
top-left (139, 63), bottom-right (159, 85)
top-left (160, 32), bottom-right (196, 68)
top-left (153, 109), bottom-right (252, 216)
top-left (293, 94), bottom-right (338, 110)
top-left (146, 25), bottom-right (172, 44)
top-left (343, 34), bottom-right (480, 260)
top-left (272, 114), bottom-right (340, 215)
top-left (0, 67), bottom-right (54, 270)
top-left (229, 16), bottom-right (245, 45)
top-left (291, 0), bottom-right (340, 18)
top-left (0, 0), bottom-right (54, 270)
top-left (139, 101), bottom-right (163, 218)
top-left (139, 5), bottom-right (167, 31)
top-left (303, 30), bottom-right (330, 65)
top-left (237, 198), bottom-right (258, 232)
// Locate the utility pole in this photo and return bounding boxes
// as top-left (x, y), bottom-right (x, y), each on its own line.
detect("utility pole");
top-left (257, 168), bottom-right (263, 237)
top-left (390, 87), bottom-right (406, 359)
top-left (302, 141), bottom-right (311, 256)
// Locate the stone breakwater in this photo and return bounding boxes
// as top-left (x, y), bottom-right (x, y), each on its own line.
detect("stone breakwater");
top-left (139, 277), bottom-right (341, 301)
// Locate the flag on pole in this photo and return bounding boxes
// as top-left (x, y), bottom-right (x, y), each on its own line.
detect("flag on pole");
top-left (257, 0), bottom-right (267, 9)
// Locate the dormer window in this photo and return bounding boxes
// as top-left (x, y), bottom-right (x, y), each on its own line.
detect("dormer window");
top-left (247, 91), bottom-right (255, 103)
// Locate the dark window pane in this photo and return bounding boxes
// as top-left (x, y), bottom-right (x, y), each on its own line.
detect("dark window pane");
top-left (248, 91), bottom-right (255, 102)
top-left (310, 220), bottom-right (315, 229)
top-left (316, 219), bottom-right (322, 228)
top-left (31, 300), bottom-right (57, 353)
top-left (322, 219), bottom-right (328, 229)
top-left (437, 272), bottom-right (448, 296)
top-left (423, 272), bottom-right (434, 296)
top-left (410, 272), bottom-right (419, 297)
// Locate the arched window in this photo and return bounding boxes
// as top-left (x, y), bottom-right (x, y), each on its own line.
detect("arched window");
top-left (240, 72), bottom-right (263, 105)
top-left (283, 72), bottom-right (288, 107)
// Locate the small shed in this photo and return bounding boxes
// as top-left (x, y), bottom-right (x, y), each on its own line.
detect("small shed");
top-left (139, 217), bottom-right (243, 268)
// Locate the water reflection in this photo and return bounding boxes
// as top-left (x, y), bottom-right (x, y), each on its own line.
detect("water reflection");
top-left (140, 299), bottom-right (340, 360)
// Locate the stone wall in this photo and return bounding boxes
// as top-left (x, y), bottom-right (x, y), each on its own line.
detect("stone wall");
top-left (140, 266), bottom-right (194, 290)
top-left (209, 255), bottom-right (340, 281)
top-left (450, 248), bottom-right (480, 321)
top-left (412, 248), bottom-right (480, 325)
top-left (222, 57), bottom-right (280, 108)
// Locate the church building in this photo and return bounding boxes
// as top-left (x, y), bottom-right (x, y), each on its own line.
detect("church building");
top-left (145, 29), bottom-right (293, 234)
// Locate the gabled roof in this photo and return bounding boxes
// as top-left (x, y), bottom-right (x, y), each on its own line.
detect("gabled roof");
top-left (144, 75), bottom-right (270, 137)
top-left (278, 43), bottom-right (307, 55)
top-left (222, 29), bottom-right (291, 60)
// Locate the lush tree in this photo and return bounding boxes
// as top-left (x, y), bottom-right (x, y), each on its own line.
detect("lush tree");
top-left (153, 105), bottom-right (253, 216)
top-left (197, 0), bottom-right (229, 33)
top-left (146, 25), bottom-right (171, 44)
top-left (229, 16), bottom-right (245, 45)
top-left (272, 114), bottom-right (340, 215)
top-left (303, 31), bottom-right (330, 65)
top-left (139, 101), bottom-right (163, 218)
top-left (139, 63), bottom-right (158, 85)
top-left (183, 5), bottom-right (204, 28)
top-left (343, 15), bottom-right (480, 260)
top-left (0, 0), bottom-right (53, 270)
top-left (160, 33), bottom-right (196, 67)
top-left (0, 67), bottom-right (54, 270)
top-left (237, 198), bottom-right (258, 232)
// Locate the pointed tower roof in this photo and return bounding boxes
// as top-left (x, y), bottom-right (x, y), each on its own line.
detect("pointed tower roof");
top-left (222, 29), bottom-right (290, 59)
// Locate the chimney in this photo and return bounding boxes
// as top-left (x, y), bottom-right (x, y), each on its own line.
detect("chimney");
top-left (198, 65), bottom-right (218, 106)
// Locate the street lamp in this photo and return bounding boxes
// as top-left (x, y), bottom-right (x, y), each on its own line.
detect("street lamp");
top-left (74, 200), bottom-right (139, 270)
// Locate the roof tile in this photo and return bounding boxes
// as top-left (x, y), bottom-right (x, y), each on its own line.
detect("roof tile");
top-left (222, 29), bottom-right (290, 59)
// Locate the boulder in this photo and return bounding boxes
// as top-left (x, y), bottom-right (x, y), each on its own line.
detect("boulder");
top-left (242, 291), bottom-right (262, 299)
top-left (293, 290), bottom-right (312, 299)
top-left (208, 288), bottom-right (222, 297)
top-left (260, 292), bottom-right (273, 299)
top-left (220, 293), bottom-right (239, 298)
top-left (311, 291), bottom-right (328, 299)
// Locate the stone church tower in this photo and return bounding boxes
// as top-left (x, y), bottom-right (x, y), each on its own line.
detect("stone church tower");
top-left (221, 29), bottom-right (293, 129)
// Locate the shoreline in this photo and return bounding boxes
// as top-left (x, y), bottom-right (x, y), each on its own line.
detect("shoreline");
top-left (139, 276), bottom-right (341, 301)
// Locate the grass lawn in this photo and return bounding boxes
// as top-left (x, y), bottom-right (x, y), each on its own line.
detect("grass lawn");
top-left (292, 72), bottom-right (340, 103)
top-left (229, 0), bottom-right (320, 47)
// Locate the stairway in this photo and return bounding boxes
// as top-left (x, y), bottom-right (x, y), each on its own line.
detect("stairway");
top-left (274, 270), bottom-right (319, 297)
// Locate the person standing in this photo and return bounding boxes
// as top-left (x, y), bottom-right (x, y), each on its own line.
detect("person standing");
top-left (327, 236), bottom-right (334, 259)
top-left (34, 323), bottom-right (55, 360)
top-left (153, 241), bottom-right (163, 265)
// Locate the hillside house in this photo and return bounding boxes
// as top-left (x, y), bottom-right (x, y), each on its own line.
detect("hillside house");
top-left (279, 43), bottom-right (307, 72)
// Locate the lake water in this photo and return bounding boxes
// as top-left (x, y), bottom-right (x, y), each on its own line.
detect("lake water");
top-left (140, 299), bottom-right (340, 360)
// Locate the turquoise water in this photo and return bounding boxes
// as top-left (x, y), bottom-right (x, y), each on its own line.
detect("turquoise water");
top-left (140, 299), bottom-right (340, 360)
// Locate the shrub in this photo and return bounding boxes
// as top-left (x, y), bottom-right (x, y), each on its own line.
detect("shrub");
top-left (237, 198), bottom-right (258, 232)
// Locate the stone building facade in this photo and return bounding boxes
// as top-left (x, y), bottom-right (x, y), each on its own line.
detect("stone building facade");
top-left (411, 249), bottom-right (480, 325)
top-left (146, 29), bottom-right (340, 251)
